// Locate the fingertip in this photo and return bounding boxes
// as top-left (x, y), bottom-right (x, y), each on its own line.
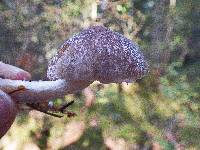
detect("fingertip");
top-left (15, 71), bottom-right (32, 80)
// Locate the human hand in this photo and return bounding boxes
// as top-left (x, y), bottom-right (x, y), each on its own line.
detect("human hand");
top-left (0, 62), bottom-right (31, 138)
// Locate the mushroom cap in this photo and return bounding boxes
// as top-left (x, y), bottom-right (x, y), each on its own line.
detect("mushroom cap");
top-left (0, 90), bottom-right (17, 138)
top-left (47, 26), bottom-right (148, 84)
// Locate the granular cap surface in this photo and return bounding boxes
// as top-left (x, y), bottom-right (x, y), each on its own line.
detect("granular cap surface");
top-left (47, 26), bottom-right (149, 83)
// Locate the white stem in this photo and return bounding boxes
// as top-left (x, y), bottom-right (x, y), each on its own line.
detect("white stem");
top-left (0, 79), bottom-right (90, 104)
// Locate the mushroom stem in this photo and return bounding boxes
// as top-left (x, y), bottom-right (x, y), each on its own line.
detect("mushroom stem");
top-left (0, 78), bottom-right (91, 104)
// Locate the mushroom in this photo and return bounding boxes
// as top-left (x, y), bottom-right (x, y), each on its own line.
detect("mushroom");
top-left (0, 25), bottom-right (148, 104)
top-left (0, 25), bottom-right (149, 138)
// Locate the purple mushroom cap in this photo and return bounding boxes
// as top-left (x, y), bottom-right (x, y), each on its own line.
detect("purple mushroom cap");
top-left (47, 26), bottom-right (149, 84)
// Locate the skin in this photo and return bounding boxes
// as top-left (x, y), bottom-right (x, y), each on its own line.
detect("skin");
top-left (0, 62), bottom-right (31, 138)
top-left (0, 62), bottom-right (31, 80)
top-left (0, 90), bottom-right (17, 138)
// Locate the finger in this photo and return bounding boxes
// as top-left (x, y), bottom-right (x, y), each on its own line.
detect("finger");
top-left (0, 90), bottom-right (18, 138)
top-left (0, 61), bottom-right (31, 80)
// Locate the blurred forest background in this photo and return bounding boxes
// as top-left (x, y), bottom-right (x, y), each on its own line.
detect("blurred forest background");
top-left (0, 0), bottom-right (199, 149)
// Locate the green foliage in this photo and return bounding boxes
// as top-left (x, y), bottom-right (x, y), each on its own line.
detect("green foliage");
top-left (61, 0), bottom-right (81, 16)
top-left (160, 62), bottom-right (198, 102)
top-left (0, 0), bottom-right (199, 149)
top-left (0, 3), bottom-right (7, 11)
top-left (116, 3), bottom-right (131, 14)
